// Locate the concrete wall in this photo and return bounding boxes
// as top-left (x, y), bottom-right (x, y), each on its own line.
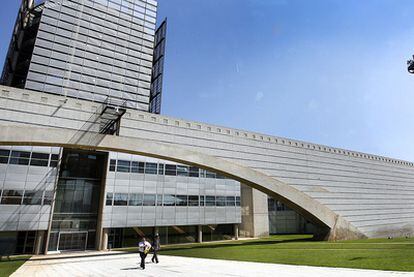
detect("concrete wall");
top-left (239, 185), bottom-right (269, 237)
top-left (0, 86), bottom-right (414, 238)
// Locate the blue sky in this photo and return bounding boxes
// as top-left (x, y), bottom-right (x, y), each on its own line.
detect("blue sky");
top-left (2, 0), bottom-right (414, 161)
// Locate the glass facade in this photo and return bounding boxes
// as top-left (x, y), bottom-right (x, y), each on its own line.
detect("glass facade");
top-left (108, 224), bottom-right (235, 249)
top-left (1, 146), bottom-right (241, 254)
top-left (109, 158), bottom-right (228, 179)
top-left (0, 231), bottom-right (37, 255)
top-left (104, 152), bottom-right (242, 229)
top-left (106, 193), bottom-right (240, 207)
top-left (202, 224), bottom-right (234, 242)
top-left (0, 0), bottom-right (42, 88)
top-left (149, 19), bottom-right (167, 114)
top-left (0, 148), bottom-right (58, 167)
top-left (2, 0), bottom-right (160, 111)
top-left (0, 146), bottom-right (60, 243)
top-left (268, 197), bottom-right (317, 234)
top-left (48, 150), bottom-right (106, 251)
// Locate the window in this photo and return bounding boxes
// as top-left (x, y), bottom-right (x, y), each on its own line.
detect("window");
top-left (158, 163), bottom-right (164, 175)
top-left (206, 196), bottom-right (215, 206)
top-left (236, 196), bottom-right (241, 207)
top-left (189, 166), bottom-right (199, 177)
top-left (1, 190), bottom-right (23, 205)
top-left (276, 201), bottom-right (287, 211)
top-left (200, 195), bottom-right (205, 206)
top-left (268, 198), bottom-right (276, 212)
top-left (30, 153), bottom-right (49, 167)
top-left (117, 160), bottom-right (130, 172)
top-left (106, 193), bottom-right (113, 205)
top-left (43, 191), bottom-right (53, 205)
top-left (131, 161), bottom-right (144, 173)
top-left (176, 165), bottom-right (189, 176)
top-left (23, 190), bottom-right (43, 205)
top-left (145, 162), bottom-right (157, 175)
top-left (143, 194), bottom-right (156, 206)
top-left (216, 196), bottom-right (226, 207)
top-left (113, 193), bottom-right (128, 206)
top-left (129, 193), bottom-right (143, 206)
top-left (49, 154), bottom-right (59, 167)
top-left (165, 164), bottom-right (176, 176)
top-left (226, 196), bottom-right (235, 207)
top-left (131, 161), bottom-right (138, 173)
top-left (188, 195), bottom-right (199, 206)
top-left (176, 195), bottom-right (188, 206)
top-left (0, 149), bottom-right (10, 164)
top-left (205, 170), bottom-right (216, 179)
top-left (156, 194), bottom-right (163, 206)
top-left (163, 194), bottom-right (175, 206)
top-left (216, 174), bottom-right (226, 179)
top-left (9, 151), bottom-right (30, 165)
top-left (109, 159), bottom-right (116, 171)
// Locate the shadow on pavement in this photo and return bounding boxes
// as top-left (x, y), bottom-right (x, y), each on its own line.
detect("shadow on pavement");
top-left (22, 237), bottom-right (314, 263)
top-left (121, 267), bottom-right (140, 270)
top-left (28, 251), bottom-right (137, 262)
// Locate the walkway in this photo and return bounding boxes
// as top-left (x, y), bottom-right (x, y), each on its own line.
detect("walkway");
top-left (11, 252), bottom-right (414, 277)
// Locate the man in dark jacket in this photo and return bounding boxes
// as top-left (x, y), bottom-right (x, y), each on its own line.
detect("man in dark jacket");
top-left (151, 233), bottom-right (161, 264)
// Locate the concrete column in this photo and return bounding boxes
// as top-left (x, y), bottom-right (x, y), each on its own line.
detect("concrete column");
top-left (44, 148), bottom-right (63, 255)
top-left (234, 224), bottom-right (239, 240)
top-left (239, 184), bottom-right (269, 238)
top-left (96, 154), bottom-right (109, 251)
top-left (102, 228), bottom-right (109, 251)
top-left (197, 225), bottom-right (203, 243)
top-left (34, 231), bottom-right (45, 255)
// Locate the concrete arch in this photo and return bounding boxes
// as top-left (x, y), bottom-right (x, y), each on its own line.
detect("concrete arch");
top-left (0, 125), bottom-right (365, 240)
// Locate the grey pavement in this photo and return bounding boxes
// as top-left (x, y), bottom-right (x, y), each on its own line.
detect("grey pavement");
top-left (10, 252), bottom-right (414, 277)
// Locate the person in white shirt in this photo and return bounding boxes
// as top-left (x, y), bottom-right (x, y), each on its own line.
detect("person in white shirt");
top-left (138, 237), bottom-right (152, 269)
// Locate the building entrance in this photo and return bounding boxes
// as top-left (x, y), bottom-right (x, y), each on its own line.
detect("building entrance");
top-left (58, 232), bottom-right (88, 251)
top-left (47, 150), bottom-right (107, 252)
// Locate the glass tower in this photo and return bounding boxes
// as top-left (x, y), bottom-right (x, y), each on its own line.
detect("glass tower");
top-left (149, 18), bottom-right (166, 114)
top-left (1, 0), bottom-right (163, 112)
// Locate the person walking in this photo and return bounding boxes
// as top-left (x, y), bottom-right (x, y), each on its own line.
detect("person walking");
top-left (151, 233), bottom-right (161, 264)
top-left (138, 237), bottom-right (152, 270)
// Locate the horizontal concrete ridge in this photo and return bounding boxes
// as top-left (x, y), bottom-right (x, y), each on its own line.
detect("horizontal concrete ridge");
top-left (1, 85), bottom-right (412, 168)
top-left (3, 87), bottom-right (411, 239)
top-left (0, 124), bottom-right (365, 240)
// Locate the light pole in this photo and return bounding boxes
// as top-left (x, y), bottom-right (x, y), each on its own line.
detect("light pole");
top-left (407, 56), bottom-right (414, 74)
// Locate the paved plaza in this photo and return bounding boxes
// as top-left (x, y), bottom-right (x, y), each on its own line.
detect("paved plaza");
top-left (11, 252), bottom-right (414, 277)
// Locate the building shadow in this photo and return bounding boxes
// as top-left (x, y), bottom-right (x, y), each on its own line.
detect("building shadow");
top-left (159, 236), bottom-right (314, 252)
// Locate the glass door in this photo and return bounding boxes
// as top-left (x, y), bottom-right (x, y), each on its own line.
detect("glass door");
top-left (58, 232), bottom-right (88, 251)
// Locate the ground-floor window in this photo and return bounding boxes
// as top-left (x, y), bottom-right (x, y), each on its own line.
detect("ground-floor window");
top-left (108, 224), bottom-right (236, 249)
top-left (0, 231), bottom-right (37, 255)
top-left (47, 230), bottom-right (96, 252)
top-left (202, 224), bottom-right (234, 242)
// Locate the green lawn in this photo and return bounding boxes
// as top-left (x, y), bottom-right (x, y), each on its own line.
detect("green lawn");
top-left (158, 235), bottom-right (414, 272)
top-left (0, 256), bottom-right (31, 277)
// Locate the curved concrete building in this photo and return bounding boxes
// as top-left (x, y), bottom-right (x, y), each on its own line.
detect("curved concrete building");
top-left (0, 86), bottom-right (413, 251)
top-left (0, 0), bottom-right (413, 255)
